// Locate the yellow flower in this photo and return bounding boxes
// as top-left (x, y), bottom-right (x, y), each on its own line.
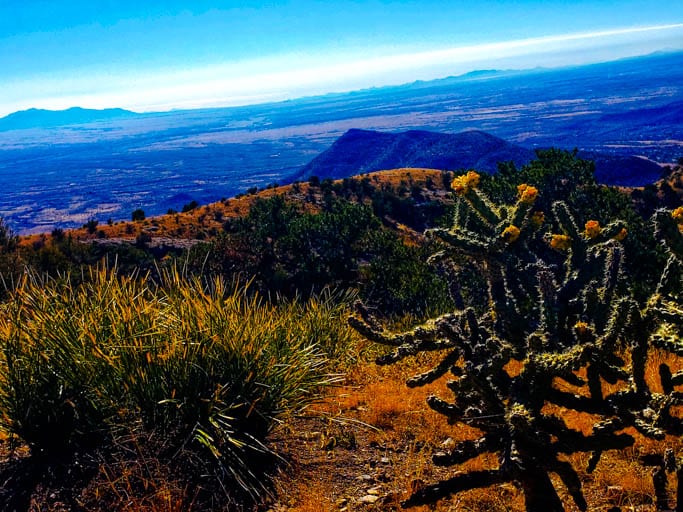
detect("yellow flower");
top-left (517, 184), bottom-right (539, 204)
top-left (531, 211), bottom-right (545, 228)
top-left (501, 225), bottom-right (521, 243)
top-left (550, 234), bottom-right (572, 251)
top-left (451, 170), bottom-right (480, 195)
top-left (673, 206), bottom-right (683, 224)
top-left (574, 321), bottom-right (589, 336)
top-left (584, 220), bottom-right (601, 239)
top-left (614, 227), bottom-right (627, 242)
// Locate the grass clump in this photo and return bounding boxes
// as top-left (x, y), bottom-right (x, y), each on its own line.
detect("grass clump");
top-left (0, 266), bottom-right (352, 506)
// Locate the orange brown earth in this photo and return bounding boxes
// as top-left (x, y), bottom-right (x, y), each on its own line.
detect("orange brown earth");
top-left (263, 346), bottom-right (683, 512)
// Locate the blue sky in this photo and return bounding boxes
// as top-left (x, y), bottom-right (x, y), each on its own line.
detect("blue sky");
top-left (0, 1), bottom-right (682, 116)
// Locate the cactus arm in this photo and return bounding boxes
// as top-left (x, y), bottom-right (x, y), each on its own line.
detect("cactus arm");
top-left (376, 340), bottom-right (456, 366)
top-left (548, 459), bottom-right (588, 511)
top-left (597, 297), bottom-right (633, 351)
top-left (511, 200), bottom-right (534, 229)
top-left (544, 389), bottom-right (606, 415)
top-left (428, 227), bottom-right (492, 256)
top-left (463, 189), bottom-right (501, 227)
top-left (401, 469), bottom-right (508, 508)
top-left (669, 369), bottom-right (683, 387)
top-left (406, 348), bottom-right (461, 388)
top-left (655, 209), bottom-right (683, 262)
top-left (552, 201), bottom-right (581, 240)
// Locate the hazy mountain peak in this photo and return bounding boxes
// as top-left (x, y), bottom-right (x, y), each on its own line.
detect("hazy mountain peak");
top-left (0, 107), bottom-right (138, 131)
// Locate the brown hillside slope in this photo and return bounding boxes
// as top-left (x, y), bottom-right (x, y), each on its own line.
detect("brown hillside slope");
top-left (20, 168), bottom-right (451, 247)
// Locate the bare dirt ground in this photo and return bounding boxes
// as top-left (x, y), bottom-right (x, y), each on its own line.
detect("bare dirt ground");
top-left (264, 353), bottom-right (679, 512)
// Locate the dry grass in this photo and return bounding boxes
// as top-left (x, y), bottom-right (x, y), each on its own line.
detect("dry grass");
top-left (270, 343), bottom-right (683, 512)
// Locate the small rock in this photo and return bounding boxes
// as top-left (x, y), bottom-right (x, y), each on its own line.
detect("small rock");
top-left (358, 495), bottom-right (380, 504)
top-left (367, 488), bottom-right (380, 495)
top-left (380, 456), bottom-right (391, 464)
top-left (335, 498), bottom-right (348, 507)
top-left (441, 437), bottom-right (455, 449)
top-left (356, 474), bottom-right (374, 482)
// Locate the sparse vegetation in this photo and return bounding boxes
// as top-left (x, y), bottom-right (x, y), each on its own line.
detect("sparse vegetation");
top-left (182, 200), bottom-right (199, 213)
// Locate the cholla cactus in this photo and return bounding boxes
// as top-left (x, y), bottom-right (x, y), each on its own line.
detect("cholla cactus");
top-left (350, 172), bottom-right (683, 511)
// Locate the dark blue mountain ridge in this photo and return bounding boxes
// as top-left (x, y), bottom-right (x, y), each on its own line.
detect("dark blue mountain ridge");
top-left (0, 107), bottom-right (139, 131)
top-left (296, 129), bottom-right (536, 179)
top-left (297, 128), bottom-right (665, 187)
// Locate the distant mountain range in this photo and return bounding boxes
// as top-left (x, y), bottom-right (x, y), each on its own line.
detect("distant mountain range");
top-left (0, 107), bottom-right (138, 131)
top-left (297, 128), bottom-right (665, 186)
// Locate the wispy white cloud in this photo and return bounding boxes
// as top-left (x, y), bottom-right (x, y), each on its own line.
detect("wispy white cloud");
top-left (1, 23), bottom-right (682, 116)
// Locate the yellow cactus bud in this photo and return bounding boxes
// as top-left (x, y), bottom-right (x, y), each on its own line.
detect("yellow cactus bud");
top-left (501, 225), bottom-right (521, 243)
top-left (451, 171), bottom-right (480, 195)
top-left (614, 228), bottom-right (627, 242)
top-left (550, 234), bottom-right (572, 251)
top-left (574, 321), bottom-right (589, 336)
top-left (584, 220), bottom-right (601, 239)
top-left (673, 206), bottom-right (683, 224)
top-left (517, 184), bottom-right (539, 204)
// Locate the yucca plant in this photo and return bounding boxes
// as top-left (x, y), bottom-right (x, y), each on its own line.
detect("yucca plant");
top-left (0, 266), bottom-right (351, 500)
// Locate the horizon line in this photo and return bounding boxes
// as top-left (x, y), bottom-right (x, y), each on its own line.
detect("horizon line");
top-left (1, 23), bottom-right (682, 119)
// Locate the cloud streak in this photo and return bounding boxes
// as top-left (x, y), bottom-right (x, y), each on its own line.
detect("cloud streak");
top-left (1, 23), bottom-right (682, 116)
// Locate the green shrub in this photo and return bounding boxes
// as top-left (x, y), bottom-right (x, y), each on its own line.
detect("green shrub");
top-left (131, 208), bottom-right (145, 221)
